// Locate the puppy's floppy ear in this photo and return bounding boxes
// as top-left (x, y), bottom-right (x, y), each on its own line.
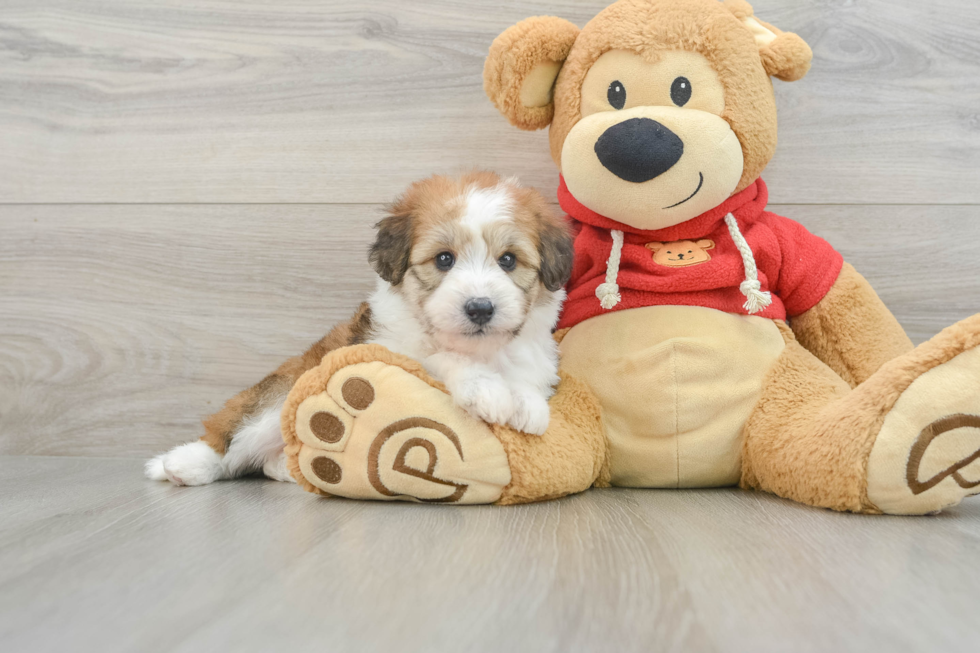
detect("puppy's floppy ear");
top-left (724, 0), bottom-right (812, 82)
top-left (369, 211), bottom-right (413, 286)
top-left (538, 218), bottom-right (574, 292)
top-left (484, 16), bottom-right (580, 131)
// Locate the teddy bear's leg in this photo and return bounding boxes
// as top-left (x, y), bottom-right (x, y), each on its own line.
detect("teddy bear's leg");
top-left (741, 316), bottom-right (980, 514)
top-left (281, 344), bottom-right (607, 505)
top-left (492, 370), bottom-right (609, 505)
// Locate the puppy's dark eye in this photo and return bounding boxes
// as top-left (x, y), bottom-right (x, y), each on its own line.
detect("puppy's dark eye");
top-left (607, 81), bottom-right (626, 110)
top-left (435, 251), bottom-right (455, 271)
top-left (498, 252), bottom-right (517, 272)
top-left (671, 77), bottom-right (692, 107)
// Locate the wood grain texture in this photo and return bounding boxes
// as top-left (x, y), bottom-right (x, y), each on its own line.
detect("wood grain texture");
top-left (1, 202), bottom-right (978, 458)
top-left (3, 4), bottom-right (979, 649)
top-left (0, 0), bottom-right (978, 204)
top-left (0, 456), bottom-right (977, 653)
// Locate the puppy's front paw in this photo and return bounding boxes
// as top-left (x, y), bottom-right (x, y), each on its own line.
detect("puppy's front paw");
top-left (452, 373), bottom-right (515, 426)
top-left (508, 390), bottom-right (550, 436)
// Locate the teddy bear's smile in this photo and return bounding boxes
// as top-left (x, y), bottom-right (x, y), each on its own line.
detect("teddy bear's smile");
top-left (591, 114), bottom-right (706, 209)
top-left (664, 172), bottom-right (705, 209)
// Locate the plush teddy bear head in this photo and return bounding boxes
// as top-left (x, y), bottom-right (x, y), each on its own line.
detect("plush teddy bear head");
top-left (484, 0), bottom-right (812, 231)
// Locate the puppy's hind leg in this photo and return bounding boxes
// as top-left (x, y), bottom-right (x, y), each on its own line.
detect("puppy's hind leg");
top-left (146, 373), bottom-right (294, 486)
top-left (145, 441), bottom-right (226, 486)
top-left (262, 451), bottom-right (296, 484)
top-left (222, 400), bottom-right (294, 482)
top-left (145, 402), bottom-right (290, 486)
top-left (146, 307), bottom-right (374, 486)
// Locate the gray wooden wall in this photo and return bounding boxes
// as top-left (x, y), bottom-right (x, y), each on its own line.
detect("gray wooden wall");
top-left (2, 0), bottom-right (979, 457)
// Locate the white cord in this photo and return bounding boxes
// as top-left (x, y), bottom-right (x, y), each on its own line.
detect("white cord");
top-left (724, 213), bottom-right (772, 315)
top-left (596, 229), bottom-right (624, 310)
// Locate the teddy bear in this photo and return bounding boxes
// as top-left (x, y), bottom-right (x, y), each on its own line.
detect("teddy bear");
top-left (280, 0), bottom-right (980, 515)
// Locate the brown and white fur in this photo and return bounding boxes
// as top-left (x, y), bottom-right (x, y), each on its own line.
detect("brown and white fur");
top-left (145, 171), bottom-right (573, 486)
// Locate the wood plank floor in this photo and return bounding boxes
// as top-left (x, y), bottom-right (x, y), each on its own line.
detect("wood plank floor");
top-left (1, 1), bottom-right (979, 456)
top-left (1, 0), bottom-right (979, 204)
top-left (2, 1), bottom-right (980, 651)
top-left (1, 456), bottom-right (978, 653)
top-left (3, 202), bottom-right (979, 457)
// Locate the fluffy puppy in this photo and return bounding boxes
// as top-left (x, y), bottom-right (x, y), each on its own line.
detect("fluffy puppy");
top-left (146, 171), bottom-right (573, 486)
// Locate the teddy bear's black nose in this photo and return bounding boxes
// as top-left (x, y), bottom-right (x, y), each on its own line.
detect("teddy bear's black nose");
top-left (595, 118), bottom-right (684, 183)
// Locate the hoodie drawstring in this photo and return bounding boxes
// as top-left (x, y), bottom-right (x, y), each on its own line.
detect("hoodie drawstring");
top-left (724, 213), bottom-right (772, 315)
top-left (595, 213), bottom-right (772, 316)
top-left (595, 229), bottom-right (624, 309)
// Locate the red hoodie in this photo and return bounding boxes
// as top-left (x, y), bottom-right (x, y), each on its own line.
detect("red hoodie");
top-left (557, 177), bottom-right (843, 330)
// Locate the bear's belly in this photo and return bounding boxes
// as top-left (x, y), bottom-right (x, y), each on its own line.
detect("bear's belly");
top-left (559, 306), bottom-right (785, 488)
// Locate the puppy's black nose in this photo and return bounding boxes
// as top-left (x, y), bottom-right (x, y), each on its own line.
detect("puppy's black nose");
top-left (464, 298), bottom-right (494, 326)
top-left (595, 118), bottom-right (684, 183)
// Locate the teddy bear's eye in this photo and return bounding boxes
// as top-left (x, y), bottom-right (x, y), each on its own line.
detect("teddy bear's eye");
top-left (607, 81), bottom-right (626, 110)
top-left (671, 77), bottom-right (692, 106)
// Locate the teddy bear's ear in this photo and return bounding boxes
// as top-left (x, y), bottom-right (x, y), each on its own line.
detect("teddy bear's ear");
top-left (696, 239), bottom-right (715, 250)
top-left (645, 242), bottom-right (665, 252)
top-left (723, 0), bottom-right (813, 82)
top-left (484, 16), bottom-right (580, 131)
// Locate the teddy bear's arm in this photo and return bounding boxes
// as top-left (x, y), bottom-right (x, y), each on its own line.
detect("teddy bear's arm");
top-left (790, 263), bottom-right (913, 387)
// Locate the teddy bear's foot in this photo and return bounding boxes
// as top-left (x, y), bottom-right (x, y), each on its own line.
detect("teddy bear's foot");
top-left (865, 320), bottom-right (980, 515)
top-left (282, 345), bottom-right (512, 504)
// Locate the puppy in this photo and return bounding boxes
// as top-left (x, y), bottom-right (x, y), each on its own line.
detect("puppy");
top-left (145, 171), bottom-right (574, 486)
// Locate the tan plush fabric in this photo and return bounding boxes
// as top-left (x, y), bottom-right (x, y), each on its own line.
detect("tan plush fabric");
top-left (559, 306), bottom-right (784, 488)
top-left (278, 323), bottom-right (980, 512)
top-left (740, 325), bottom-right (861, 511)
top-left (757, 26), bottom-right (812, 82)
top-left (742, 315), bottom-right (980, 513)
top-left (480, 0), bottom-right (980, 515)
top-left (291, 359), bottom-right (512, 504)
top-left (283, 344), bottom-right (448, 496)
top-left (547, 0), bottom-right (790, 194)
top-left (723, 0), bottom-right (812, 81)
top-left (282, 344), bottom-right (608, 505)
top-left (520, 61), bottom-right (564, 108)
top-left (791, 263), bottom-right (914, 387)
top-left (484, 16), bottom-right (581, 131)
top-left (493, 371), bottom-right (609, 505)
top-left (721, 0), bottom-right (756, 20)
top-left (560, 50), bottom-right (746, 227)
top-left (867, 346), bottom-right (980, 514)
top-left (485, 1), bottom-right (813, 194)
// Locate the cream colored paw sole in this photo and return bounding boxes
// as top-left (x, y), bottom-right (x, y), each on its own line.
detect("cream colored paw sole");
top-left (292, 361), bottom-right (511, 504)
top-left (867, 346), bottom-right (980, 514)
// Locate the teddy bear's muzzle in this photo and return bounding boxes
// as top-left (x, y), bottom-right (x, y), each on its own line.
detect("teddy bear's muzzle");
top-left (594, 117), bottom-right (684, 183)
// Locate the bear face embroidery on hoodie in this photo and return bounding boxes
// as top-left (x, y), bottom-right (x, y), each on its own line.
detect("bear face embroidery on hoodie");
top-left (646, 239), bottom-right (715, 267)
